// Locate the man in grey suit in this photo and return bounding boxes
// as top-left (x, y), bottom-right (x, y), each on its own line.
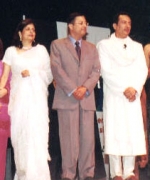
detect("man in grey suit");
top-left (50, 12), bottom-right (100, 180)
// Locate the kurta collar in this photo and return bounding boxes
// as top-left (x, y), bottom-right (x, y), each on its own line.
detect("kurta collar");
top-left (111, 33), bottom-right (129, 48)
top-left (110, 33), bottom-right (135, 66)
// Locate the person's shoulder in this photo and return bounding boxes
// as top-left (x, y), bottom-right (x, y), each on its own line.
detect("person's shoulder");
top-left (129, 37), bottom-right (142, 47)
top-left (96, 36), bottom-right (111, 49)
top-left (50, 38), bottom-right (69, 50)
top-left (6, 46), bottom-right (15, 51)
top-left (2, 46), bottom-right (15, 64)
top-left (36, 44), bottom-right (50, 53)
top-left (143, 43), bottom-right (150, 51)
top-left (36, 44), bottom-right (47, 50)
top-left (143, 43), bottom-right (150, 56)
top-left (82, 40), bottom-right (96, 49)
top-left (51, 38), bottom-right (67, 44)
top-left (5, 46), bottom-right (16, 54)
top-left (97, 38), bottom-right (109, 44)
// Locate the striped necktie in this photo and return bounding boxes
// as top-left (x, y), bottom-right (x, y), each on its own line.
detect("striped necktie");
top-left (75, 41), bottom-right (81, 60)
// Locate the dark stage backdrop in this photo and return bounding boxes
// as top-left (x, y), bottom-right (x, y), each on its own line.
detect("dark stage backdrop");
top-left (34, 20), bottom-right (58, 53)
top-left (1, 20), bottom-right (58, 53)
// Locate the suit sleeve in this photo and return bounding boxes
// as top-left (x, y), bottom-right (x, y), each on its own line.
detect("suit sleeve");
top-left (50, 40), bottom-right (77, 95)
top-left (82, 46), bottom-right (100, 94)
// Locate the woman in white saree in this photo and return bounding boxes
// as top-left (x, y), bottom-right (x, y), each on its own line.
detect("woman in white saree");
top-left (0, 19), bottom-right (53, 180)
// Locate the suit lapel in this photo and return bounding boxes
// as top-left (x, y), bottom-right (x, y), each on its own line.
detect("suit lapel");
top-left (80, 40), bottom-right (86, 62)
top-left (65, 38), bottom-right (80, 62)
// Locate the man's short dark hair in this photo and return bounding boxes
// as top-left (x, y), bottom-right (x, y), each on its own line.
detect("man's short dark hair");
top-left (113, 12), bottom-right (131, 24)
top-left (67, 12), bottom-right (86, 25)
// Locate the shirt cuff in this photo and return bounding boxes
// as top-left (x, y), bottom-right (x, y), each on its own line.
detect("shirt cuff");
top-left (68, 88), bottom-right (77, 97)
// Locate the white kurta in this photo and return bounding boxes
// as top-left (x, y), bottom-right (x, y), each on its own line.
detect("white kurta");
top-left (97, 33), bottom-right (148, 156)
top-left (3, 44), bottom-right (53, 180)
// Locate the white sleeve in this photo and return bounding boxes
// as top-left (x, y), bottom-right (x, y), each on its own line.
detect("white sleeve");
top-left (97, 41), bottom-right (127, 95)
top-left (2, 47), bottom-right (13, 66)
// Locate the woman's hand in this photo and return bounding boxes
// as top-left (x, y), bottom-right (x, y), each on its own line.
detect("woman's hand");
top-left (0, 88), bottom-right (7, 98)
top-left (21, 70), bottom-right (30, 77)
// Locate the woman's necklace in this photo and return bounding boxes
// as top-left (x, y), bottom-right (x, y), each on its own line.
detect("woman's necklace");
top-left (22, 46), bottom-right (32, 50)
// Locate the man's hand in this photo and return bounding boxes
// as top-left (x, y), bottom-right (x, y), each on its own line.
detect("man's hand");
top-left (21, 70), bottom-right (30, 77)
top-left (73, 86), bottom-right (87, 100)
top-left (124, 87), bottom-right (137, 102)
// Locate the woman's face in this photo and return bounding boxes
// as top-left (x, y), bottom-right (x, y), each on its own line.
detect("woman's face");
top-left (19, 23), bottom-right (36, 42)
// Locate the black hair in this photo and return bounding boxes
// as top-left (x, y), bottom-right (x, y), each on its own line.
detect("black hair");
top-left (67, 12), bottom-right (87, 25)
top-left (113, 12), bottom-right (131, 24)
top-left (12, 18), bottom-right (37, 48)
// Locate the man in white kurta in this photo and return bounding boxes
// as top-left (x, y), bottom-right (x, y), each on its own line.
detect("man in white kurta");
top-left (97, 12), bottom-right (148, 180)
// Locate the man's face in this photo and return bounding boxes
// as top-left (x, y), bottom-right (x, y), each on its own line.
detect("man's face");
top-left (69, 16), bottom-right (88, 40)
top-left (113, 15), bottom-right (131, 38)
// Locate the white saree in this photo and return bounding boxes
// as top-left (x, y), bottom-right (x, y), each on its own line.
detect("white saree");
top-left (3, 44), bottom-right (53, 180)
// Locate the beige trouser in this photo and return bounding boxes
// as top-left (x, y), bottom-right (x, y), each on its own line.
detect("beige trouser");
top-left (109, 155), bottom-right (135, 179)
top-left (58, 107), bottom-right (95, 180)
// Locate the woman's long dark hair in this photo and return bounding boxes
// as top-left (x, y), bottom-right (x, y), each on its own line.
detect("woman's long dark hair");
top-left (12, 19), bottom-right (37, 48)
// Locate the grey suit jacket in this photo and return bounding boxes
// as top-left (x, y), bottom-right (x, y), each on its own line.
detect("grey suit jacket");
top-left (50, 37), bottom-right (100, 110)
